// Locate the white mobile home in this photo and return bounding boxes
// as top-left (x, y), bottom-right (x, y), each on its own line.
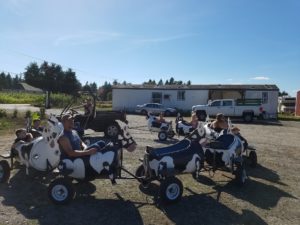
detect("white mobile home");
top-left (112, 84), bottom-right (279, 116)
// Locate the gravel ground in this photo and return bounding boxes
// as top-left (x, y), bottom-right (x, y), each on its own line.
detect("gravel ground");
top-left (0, 115), bottom-right (300, 225)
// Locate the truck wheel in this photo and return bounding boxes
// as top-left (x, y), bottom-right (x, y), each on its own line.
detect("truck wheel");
top-left (48, 177), bottom-right (75, 205)
top-left (158, 131), bottom-right (168, 141)
top-left (159, 177), bottom-right (183, 204)
top-left (105, 123), bottom-right (120, 138)
top-left (197, 111), bottom-right (207, 121)
top-left (0, 160), bottom-right (10, 183)
top-left (243, 113), bottom-right (253, 123)
top-left (141, 110), bottom-right (147, 115)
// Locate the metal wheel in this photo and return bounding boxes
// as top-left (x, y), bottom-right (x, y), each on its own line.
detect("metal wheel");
top-left (158, 131), bottom-right (168, 141)
top-left (0, 160), bottom-right (10, 183)
top-left (141, 110), bottom-right (147, 115)
top-left (159, 177), bottom-right (183, 204)
top-left (48, 178), bottom-right (75, 205)
top-left (105, 123), bottom-right (120, 138)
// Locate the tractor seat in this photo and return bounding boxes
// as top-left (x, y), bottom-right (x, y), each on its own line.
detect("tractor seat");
top-left (148, 139), bottom-right (191, 157)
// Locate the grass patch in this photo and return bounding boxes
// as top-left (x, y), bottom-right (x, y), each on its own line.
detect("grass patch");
top-left (0, 91), bottom-right (76, 108)
top-left (277, 113), bottom-right (300, 121)
top-left (0, 117), bottom-right (25, 135)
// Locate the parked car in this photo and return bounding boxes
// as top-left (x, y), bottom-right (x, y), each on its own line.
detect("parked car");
top-left (135, 103), bottom-right (177, 116)
top-left (192, 99), bottom-right (264, 122)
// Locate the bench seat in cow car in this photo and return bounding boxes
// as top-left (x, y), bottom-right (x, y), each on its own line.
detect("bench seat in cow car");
top-left (147, 139), bottom-right (191, 157)
top-left (207, 134), bottom-right (235, 150)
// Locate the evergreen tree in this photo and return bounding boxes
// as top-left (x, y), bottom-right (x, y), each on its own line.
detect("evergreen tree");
top-left (0, 72), bottom-right (7, 90)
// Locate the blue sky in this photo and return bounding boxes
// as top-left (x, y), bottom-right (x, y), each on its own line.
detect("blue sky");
top-left (0, 0), bottom-right (299, 96)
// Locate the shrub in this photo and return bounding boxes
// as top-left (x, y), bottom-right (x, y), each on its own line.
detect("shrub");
top-left (12, 109), bottom-right (18, 118)
top-left (25, 110), bottom-right (32, 119)
top-left (0, 109), bottom-right (7, 118)
top-left (40, 107), bottom-right (46, 119)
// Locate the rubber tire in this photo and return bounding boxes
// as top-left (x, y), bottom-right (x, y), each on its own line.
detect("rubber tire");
top-left (0, 160), bottom-right (10, 183)
top-left (158, 131), bottom-right (168, 141)
top-left (243, 113), bottom-right (253, 123)
top-left (141, 110), bottom-right (147, 115)
top-left (48, 177), bottom-right (75, 205)
top-left (104, 123), bottom-right (120, 138)
top-left (249, 151), bottom-right (257, 168)
top-left (235, 163), bottom-right (247, 186)
top-left (159, 177), bottom-right (183, 204)
top-left (164, 110), bottom-right (171, 116)
top-left (168, 131), bottom-right (175, 139)
top-left (135, 164), bottom-right (145, 177)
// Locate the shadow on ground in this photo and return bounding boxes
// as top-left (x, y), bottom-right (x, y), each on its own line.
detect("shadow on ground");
top-left (0, 169), bottom-right (144, 225)
top-left (246, 164), bottom-right (287, 186)
top-left (160, 192), bottom-right (268, 225)
top-left (138, 179), bottom-right (269, 225)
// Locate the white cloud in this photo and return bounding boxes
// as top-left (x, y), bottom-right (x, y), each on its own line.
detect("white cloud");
top-left (134, 33), bottom-right (198, 44)
top-left (251, 76), bottom-right (270, 80)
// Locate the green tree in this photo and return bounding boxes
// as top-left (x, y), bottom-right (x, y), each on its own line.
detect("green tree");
top-left (279, 90), bottom-right (289, 96)
top-left (169, 77), bottom-right (175, 85)
top-left (90, 82), bottom-right (98, 93)
top-left (63, 69), bottom-right (81, 95)
top-left (6, 74), bottom-right (12, 89)
top-left (24, 62), bottom-right (82, 95)
top-left (24, 62), bottom-right (43, 88)
top-left (0, 72), bottom-right (7, 90)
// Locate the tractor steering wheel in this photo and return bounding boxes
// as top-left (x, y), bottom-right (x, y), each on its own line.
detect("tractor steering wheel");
top-left (68, 108), bottom-right (79, 116)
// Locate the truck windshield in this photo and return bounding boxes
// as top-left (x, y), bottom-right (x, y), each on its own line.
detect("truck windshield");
top-left (211, 101), bottom-right (221, 106)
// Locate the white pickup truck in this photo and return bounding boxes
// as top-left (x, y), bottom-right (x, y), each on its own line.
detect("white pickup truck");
top-left (192, 99), bottom-right (264, 122)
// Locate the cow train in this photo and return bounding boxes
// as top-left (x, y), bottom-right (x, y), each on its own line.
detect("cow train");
top-left (0, 113), bottom-right (255, 205)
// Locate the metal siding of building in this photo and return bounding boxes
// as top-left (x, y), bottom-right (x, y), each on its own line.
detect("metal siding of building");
top-left (112, 88), bottom-right (209, 111)
top-left (112, 86), bottom-right (279, 114)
